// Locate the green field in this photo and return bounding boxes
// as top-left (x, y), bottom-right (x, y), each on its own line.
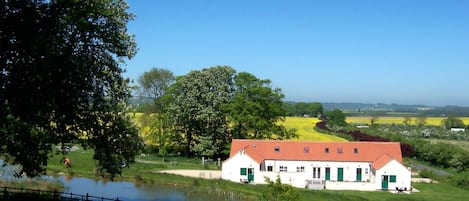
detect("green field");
top-left (347, 116), bottom-right (469, 126)
top-left (282, 117), bottom-right (347, 141)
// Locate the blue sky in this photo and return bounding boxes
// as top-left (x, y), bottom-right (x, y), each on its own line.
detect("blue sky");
top-left (124, 0), bottom-right (469, 106)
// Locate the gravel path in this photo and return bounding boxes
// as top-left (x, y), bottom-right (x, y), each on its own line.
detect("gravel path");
top-left (157, 169), bottom-right (222, 179)
top-left (409, 161), bottom-right (451, 177)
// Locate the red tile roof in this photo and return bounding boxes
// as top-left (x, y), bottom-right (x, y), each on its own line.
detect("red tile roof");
top-left (372, 154), bottom-right (394, 169)
top-left (230, 139), bottom-right (402, 167)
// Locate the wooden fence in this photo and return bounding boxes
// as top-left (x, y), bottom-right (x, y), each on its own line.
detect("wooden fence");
top-left (0, 186), bottom-right (121, 201)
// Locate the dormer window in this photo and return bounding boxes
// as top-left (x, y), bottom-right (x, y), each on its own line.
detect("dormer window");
top-left (304, 147), bottom-right (310, 153)
top-left (337, 147), bottom-right (343, 154)
top-left (325, 147), bottom-right (329, 153)
top-left (354, 148), bottom-right (359, 154)
top-left (274, 146), bottom-right (280, 152)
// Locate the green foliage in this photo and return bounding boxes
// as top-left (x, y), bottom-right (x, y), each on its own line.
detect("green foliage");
top-left (284, 102), bottom-right (323, 117)
top-left (441, 116), bottom-right (465, 129)
top-left (261, 176), bottom-right (299, 201)
top-left (167, 66), bottom-right (235, 157)
top-left (449, 171), bottom-right (469, 190)
top-left (138, 68), bottom-right (175, 101)
top-left (415, 114), bottom-right (427, 126)
top-left (325, 109), bottom-right (347, 127)
top-left (136, 68), bottom-right (175, 156)
top-left (165, 67), bottom-right (296, 157)
top-left (0, 0), bottom-right (143, 177)
top-left (229, 72), bottom-right (296, 140)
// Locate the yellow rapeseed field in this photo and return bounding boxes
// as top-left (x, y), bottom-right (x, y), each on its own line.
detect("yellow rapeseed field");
top-left (346, 116), bottom-right (469, 126)
top-left (133, 113), bottom-right (346, 143)
top-left (281, 117), bottom-right (347, 142)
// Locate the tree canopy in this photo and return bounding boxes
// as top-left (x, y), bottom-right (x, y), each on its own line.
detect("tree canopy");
top-left (324, 109), bottom-right (347, 128)
top-left (0, 0), bottom-right (143, 177)
top-left (441, 116), bottom-right (465, 129)
top-left (163, 66), bottom-right (296, 157)
top-left (136, 67), bottom-right (175, 155)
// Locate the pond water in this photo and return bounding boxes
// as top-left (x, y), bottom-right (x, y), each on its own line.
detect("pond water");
top-left (1, 160), bottom-right (239, 201)
top-left (57, 176), bottom-right (240, 201)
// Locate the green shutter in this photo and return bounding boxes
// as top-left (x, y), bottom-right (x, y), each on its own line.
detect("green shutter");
top-left (390, 175), bottom-right (396, 183)
top-left (325, 167), bottom-right (331, 181)
top-left (338, 168), bottom-right (344, 182)
top-left (240, 168), bottom-right (247, 175)
top-left (356, 168), bottom-right (362, 181)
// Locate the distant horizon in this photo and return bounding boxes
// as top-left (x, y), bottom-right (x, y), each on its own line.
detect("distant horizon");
top-left (129, 96), bottom-right (468, 108)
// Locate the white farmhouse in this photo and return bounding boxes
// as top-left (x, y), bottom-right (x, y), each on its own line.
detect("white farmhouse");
top-left (222, 139), bottom-right (411, 191)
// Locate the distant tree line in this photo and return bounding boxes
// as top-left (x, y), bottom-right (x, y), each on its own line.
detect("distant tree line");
top-left (137, 66), bottom-right (297, 158)
top-left (283, 102), bottom-right (323, 117)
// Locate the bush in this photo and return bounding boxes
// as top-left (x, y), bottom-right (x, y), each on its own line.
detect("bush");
top-left (449, 171), bottom-right (469, 190)
top-left (261, 176), bottom-right (299, 201)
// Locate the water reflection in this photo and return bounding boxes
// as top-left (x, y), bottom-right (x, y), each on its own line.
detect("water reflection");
top-left (58, 176), bottom-right (185, 201)
top-left (1, 160), bottom-right (239, 201)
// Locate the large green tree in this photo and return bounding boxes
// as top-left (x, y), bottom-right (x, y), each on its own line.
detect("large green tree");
top-left (167, 66), bottom-right (235, 157)
top-left (0, 0), bottom-right (143, 177)
top-left (137, 68), bottom-right (175, 156)
top-left (324, 109), bottom-right (347, 128)
top-left (228, 72), bottom-right (296, 140)
top-left (441, 115), bottom-right (465, 129)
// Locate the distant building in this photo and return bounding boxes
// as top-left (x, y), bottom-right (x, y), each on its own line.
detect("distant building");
top-left (222, 139), bottom-right (411, 191)
top-left (451, 128), bottom-right (465, 132)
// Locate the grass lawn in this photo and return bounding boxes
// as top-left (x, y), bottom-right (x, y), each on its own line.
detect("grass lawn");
top-left (282, 117), bottom-right (347, 141)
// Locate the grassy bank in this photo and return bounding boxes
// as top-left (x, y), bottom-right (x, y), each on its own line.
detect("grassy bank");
top-left (0, 178), bottom-right (63, 192)
top-left (46, 148), bottom-right (469, 201)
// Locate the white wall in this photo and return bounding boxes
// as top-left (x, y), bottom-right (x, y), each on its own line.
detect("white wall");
top-left (263, 160), bottom-right (372, 182)
top-left (375, 160), bottom-right (412, 190)
top-left (222, 153), bottom-right (411, 191)
top-left (221, 150), bottom-right (259, 183)
top-left (326, 181), bottom-right (376, 191)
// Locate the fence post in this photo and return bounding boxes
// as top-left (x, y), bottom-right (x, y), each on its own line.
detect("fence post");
top-left (86, 193), bottom-right (89, 201)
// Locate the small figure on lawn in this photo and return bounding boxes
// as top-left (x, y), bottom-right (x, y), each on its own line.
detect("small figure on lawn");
top-left (61, 157), bottom-right (72, 169)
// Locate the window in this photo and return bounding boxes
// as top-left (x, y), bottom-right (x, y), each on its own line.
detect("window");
top-left (240, 168), bottom-right (247, 175)
top-left (337, 147), bottom-right (343, 154)
top-left (297, 166), bottom-right (305, 173)
top-left (390, 175), bottom-right (397, 183)
top-left (304, 147), bottom-right (310, 153)
top-left (354, 148), bottom-right (359, 154)
top-left (279, 166), bottom-right (288, 172)
top-left (267, 166), bottom-right (273, 172)
top-left (325, 147), bottom-right (329, 153)
top-left (313, 167), bottom-right (321, 179)
top-left (365, 168), bottom-right (369, 174)
top-left (274, 146), bottom-right (280, 152)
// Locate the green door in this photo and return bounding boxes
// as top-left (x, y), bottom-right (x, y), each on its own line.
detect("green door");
top-left (382, 175), bottom-right (389, 189)
top-left (247, 168), bottom-right (254, 182)
top-left (338, 168), bottom-right (344, 182)
top-left (325, 167), bottom-right (330, 181)
top-left (356, 168), bottom-right (362, 181)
